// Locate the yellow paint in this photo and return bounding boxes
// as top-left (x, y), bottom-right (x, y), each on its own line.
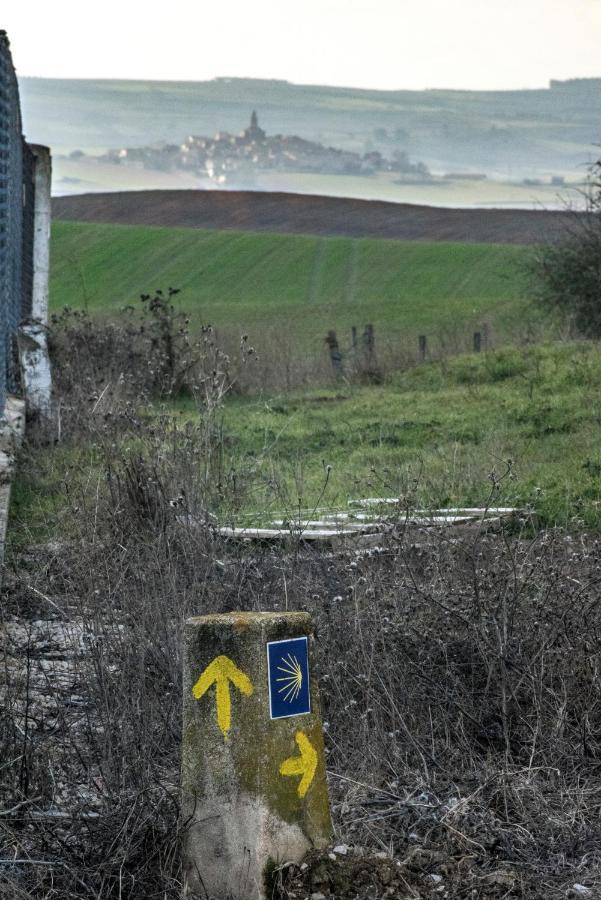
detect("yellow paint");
top-left (192, 655), bottom-right (254, 738)
top-left (279, 730), bottom-right (318, 799)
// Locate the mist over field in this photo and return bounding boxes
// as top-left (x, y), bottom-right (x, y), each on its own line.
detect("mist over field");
top-left (19, 75), bottom-right (601, 207)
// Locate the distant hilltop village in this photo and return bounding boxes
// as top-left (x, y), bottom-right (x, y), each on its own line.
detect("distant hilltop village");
top-left (101, 111), bottom-right (431, 184)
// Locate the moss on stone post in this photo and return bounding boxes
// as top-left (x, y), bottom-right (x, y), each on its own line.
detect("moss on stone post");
top-left (181, 611), bottom-right (332, 900)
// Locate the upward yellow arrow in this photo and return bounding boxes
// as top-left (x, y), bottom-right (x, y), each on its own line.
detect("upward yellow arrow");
top-left (192, 655), bottom-right (254, 738)
top-left (279, 731), bottom-right (318, 799)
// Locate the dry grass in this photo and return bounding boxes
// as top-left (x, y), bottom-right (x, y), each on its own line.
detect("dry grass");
top-left (2, 315), bottom-right (601, 898)
top-left (48, 294), bottom-right (544, 399)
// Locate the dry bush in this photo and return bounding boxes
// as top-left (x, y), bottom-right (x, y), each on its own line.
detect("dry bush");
top-left (3, 463), bottom-right (601, 897)
top-left (2, 309), bottom-right (601, 898)
top-left (48, 291), bottom-right (534, 402)
top-left (48, 292), bottom-right (255, 440)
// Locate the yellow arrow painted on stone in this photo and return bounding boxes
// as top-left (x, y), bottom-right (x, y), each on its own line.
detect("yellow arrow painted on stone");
top-left (279, 730), bottom-right (318, 799)
top-left (192, 655), bottom-right (254, 738)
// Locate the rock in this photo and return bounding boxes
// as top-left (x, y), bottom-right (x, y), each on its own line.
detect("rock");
top-left (485, 870), bottom-right (515, 888)
top-left (181, 612), bottom-right (332, 900)
top-left (333, 844), bottom-right (349, 856)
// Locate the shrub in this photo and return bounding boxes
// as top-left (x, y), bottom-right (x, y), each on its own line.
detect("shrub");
top-left (532, 159), bottom-right (601, 336)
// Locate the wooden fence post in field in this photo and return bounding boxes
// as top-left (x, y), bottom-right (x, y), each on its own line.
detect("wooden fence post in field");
top-left (181, 612), bottom-right (332, 900)
top-left (325, 329), bottom-right (343, 377)
top-left (418, 334), bottom-right (427, 361)
top-left (351, 325), bottom-right (358, 349)
top-left (362, 323), bottom-right (374, 359)
top-left (483, 323), bottom-right (489, 350)
top-left (473, 331), bottom-right (482, 353)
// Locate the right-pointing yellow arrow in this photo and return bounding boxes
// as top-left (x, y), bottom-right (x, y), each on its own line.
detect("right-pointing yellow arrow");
top-left (279, 730), bottom-right (318, 798)
top-left (192, 655), bottom-right (254, 738)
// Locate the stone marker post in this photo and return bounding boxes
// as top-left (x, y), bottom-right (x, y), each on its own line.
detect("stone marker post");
top-left (182, 612), bottom-right (332, 900)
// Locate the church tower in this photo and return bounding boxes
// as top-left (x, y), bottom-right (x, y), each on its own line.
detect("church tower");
top-left (244, 110), bottom-right (266, 142)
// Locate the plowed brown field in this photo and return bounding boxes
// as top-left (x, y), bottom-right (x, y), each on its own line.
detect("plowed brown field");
top-left (52, 189), bottom-right (575, 245)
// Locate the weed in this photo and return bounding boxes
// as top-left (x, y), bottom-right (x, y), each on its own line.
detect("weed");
top-left (4, 303), bottom-right (601, 899)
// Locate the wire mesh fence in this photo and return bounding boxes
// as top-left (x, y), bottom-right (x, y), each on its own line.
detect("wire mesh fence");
top-left (0, 31), bottom-right (39, 416)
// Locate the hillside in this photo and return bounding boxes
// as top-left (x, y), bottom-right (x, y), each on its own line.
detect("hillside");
top-left (21, 76), bottom-right (599, 204)
top-left (21, 75), bottom-right (599, 180)
top-left (52, 190), bottom-right (573, 245)
top-left (50, 219), bottom-right (532, 352)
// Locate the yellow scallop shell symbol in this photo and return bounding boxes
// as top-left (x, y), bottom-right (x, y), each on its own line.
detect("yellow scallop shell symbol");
top-left (276, 653), bottom-right (303, 703)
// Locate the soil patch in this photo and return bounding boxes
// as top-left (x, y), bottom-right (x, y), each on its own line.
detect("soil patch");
top-left (51, 190), bottom-right (576, 245)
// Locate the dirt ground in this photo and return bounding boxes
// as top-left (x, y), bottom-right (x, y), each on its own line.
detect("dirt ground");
top-left (4, 528), bottom-right (601, 899)
top-left (51, 189), bottom-right (577, 245)
top-left (274, 846), bottom-right (601, 899)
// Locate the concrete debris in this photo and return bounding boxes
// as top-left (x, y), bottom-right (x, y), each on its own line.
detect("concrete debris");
top-left (333, 844), bottom-right (349, 855)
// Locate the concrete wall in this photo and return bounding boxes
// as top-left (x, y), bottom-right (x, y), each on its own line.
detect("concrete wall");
top-left (0, 31), bottom-right (52, 419)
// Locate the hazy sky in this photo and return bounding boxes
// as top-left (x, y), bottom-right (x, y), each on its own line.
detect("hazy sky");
top-left (4, 0), bottom-right (601, 90)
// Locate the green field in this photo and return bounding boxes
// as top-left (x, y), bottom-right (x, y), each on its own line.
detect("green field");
top-left (12, 341), bottom-right (601, 537)
top-left (37, 219), bottom-right (601, 533)
top-left (51, 221), bottom-right (534, 348)
top-left (193, 342), bottom-right (601, 527)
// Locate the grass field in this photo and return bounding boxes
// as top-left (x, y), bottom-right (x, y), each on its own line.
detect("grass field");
top-left (39, 219), bottom-right (599, 531)
top-left (51, 220), bottom-right (534, 348)
top-left (178, 341), bottom-right (601, 528)
top-left (13, 341), bottom-right (601, 535)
